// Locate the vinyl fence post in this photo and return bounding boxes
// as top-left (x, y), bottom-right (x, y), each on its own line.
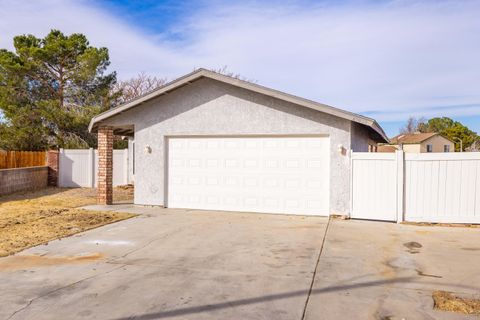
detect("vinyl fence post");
top-left (349, 149), bottom-right (353, 219)
top-left (58, 148), bottom-right (64, 187)
top-left (123, 148), bottom-right (128, 185)
top-left (396, 150), bottom-right (405, 223)
top-left (88, 148), bottom-right (95, 188)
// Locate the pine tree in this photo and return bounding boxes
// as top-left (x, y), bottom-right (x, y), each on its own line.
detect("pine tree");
top-left (0, 30), bottom-right (117, 150)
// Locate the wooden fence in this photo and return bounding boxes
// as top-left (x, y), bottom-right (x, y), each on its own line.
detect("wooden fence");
top-left (0, 151), bottom-right (47, 169)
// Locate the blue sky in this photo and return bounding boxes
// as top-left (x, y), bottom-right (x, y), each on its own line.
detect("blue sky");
top-left (1, 0), bottom-right (479, 137)
top-left (93, 0), bottom-right (200, 35)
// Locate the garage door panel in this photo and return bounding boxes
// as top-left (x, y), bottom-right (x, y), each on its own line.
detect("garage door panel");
top-left (167, 136), bottom-right (330, 216)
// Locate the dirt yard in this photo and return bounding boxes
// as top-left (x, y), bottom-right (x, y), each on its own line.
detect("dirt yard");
top-left (433, 290), bottom-right (480, 315)
top-left (0, 187), bottom-right (135, 257)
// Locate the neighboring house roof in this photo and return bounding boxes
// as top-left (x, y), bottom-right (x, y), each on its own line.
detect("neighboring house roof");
top-left (377, 145), bottom-right (398, 153)
top-left (89, 68), bottom-right (388, 142)
top-left (390, 132), bottom-right (453, 144)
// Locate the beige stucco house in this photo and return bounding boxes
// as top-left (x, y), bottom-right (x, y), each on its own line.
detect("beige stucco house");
top-left (385, 132), bottom-right (455, 153)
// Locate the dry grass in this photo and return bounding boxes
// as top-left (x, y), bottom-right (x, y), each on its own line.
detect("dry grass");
top-left (433, 291), bottom-right (480, 315)
top-left (0, 187), bottom-right (135, 257)
top-left (402, 221), bottom-right (480, 228)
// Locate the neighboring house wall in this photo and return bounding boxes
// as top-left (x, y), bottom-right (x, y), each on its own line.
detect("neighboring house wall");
top-left (102, 78), bottom-right (361, 215)
top-left (420, 135), bottom-right (454, 153)
top-left (402, 144), bottom-right (421, 153)
top-left (394, 135), bottom-right (455, 153)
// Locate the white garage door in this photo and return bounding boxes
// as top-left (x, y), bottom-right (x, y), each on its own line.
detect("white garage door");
top-left (167, 136), bottom-right (330, 216)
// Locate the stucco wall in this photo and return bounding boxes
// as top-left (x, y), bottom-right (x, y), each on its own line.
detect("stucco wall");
top-left (402, 144), bottom-right (421, 153)
top-left (397, 136), bottom-right (455, 153)
top-left (350, 122), bottom-right (375, 152)
top-left (127, 138), bottom-right (135, 183)
top-left (420, 135), bottom-right (455, 152)
top-left (102, 78), bottom-right (360, 215)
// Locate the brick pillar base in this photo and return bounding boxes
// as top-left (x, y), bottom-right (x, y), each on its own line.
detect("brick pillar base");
top-left (47, 150), bottom-right (59, 186)
top-left (97, 126), bottom-right (113, 205)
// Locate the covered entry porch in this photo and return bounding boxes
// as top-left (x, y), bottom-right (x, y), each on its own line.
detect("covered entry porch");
top-left (94, 124), bottom-right (133, 204)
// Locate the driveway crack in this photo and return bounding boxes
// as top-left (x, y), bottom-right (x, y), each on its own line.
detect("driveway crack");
top-left (106, 226), bottom-right (186, 263)
top-left (6, 264), bottom-right (126, 320)
top-left (300, 217), bottom-right (331, 320)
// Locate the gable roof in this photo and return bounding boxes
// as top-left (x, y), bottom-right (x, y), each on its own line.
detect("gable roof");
top-left (377, 145), bottom-right (398, 153)
top-left (390, 132), bottom-right (453, 145)
top-left (89, 68), bottom-right (388, 142)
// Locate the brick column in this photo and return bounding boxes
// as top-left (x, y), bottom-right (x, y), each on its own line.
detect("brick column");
top-left (97, 126), bottom-right (113, 205)
top-left (47, 150), bottom-right (59, 186)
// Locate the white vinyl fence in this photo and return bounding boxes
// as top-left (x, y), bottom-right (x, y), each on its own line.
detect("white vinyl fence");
top-left (350, 152), bottom-right (399, 222)
top-left (351, 151), bottom-right (480, 224)
top-left (59, 148), bottom-right (129, 188)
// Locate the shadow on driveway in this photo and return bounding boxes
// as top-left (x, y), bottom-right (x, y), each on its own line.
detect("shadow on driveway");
top-left (110, 277), bottom-right (416, 320)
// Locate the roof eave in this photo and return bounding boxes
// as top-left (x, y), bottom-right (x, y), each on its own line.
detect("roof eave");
top-left (89, 68), bottom-right (389, 143)
top-left (369, 120), bottom-right (389, 143)
top-left (89, 69), bottom-right (208, 133)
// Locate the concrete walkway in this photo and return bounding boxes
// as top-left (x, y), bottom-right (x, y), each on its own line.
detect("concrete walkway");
top-left (0, 206), bottom-right (479, 319)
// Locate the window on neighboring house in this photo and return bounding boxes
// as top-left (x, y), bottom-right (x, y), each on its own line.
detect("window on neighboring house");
top-left (427, 144), bottom-right (433, 152)
top-left (444, 145), bottom-right (450, 152)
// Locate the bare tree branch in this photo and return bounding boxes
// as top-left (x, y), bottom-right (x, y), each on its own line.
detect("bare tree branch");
top-left (113, 72), bottom-right (167, 104)
top-left (195, 66), bottom-right (257, 83)
top-left (400, 116), bottom-right (427, 134)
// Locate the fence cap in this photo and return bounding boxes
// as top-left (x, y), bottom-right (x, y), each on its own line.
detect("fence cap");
top-left (0, 165), bottom-right (48, 172)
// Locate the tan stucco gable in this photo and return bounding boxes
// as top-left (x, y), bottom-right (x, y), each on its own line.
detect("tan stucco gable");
top-left (392, 134), bottom-right (455, 153)
top-left (420, 134), bottom-right (455, 152)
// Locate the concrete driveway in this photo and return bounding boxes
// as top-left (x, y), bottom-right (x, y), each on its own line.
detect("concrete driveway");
top-left (0, 206), bottom-right (479, 320)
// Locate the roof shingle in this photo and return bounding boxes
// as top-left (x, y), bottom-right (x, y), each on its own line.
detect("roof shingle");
top-left (390, 132), bottom-right (439, 144)
top-left (377, 145), bottom-right (398, 152)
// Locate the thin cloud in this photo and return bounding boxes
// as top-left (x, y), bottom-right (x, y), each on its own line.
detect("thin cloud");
top-left (364, 103), bottom-right (480, 122)
top-left (0, 0), bottom-right (479, 124)
top-left (0, 0), bottom-right (186, 77)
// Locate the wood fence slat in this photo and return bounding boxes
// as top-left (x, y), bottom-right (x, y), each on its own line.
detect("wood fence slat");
top-left (0, 151), bottom-right (5, 169)
top-left (0, 151), bottom-right (47, 169)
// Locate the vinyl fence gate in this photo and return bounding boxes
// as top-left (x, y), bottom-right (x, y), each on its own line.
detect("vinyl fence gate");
top-left (58, 148), bottom-right (129, 188)
top-left (351, 151), bottom-right (480, 224)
